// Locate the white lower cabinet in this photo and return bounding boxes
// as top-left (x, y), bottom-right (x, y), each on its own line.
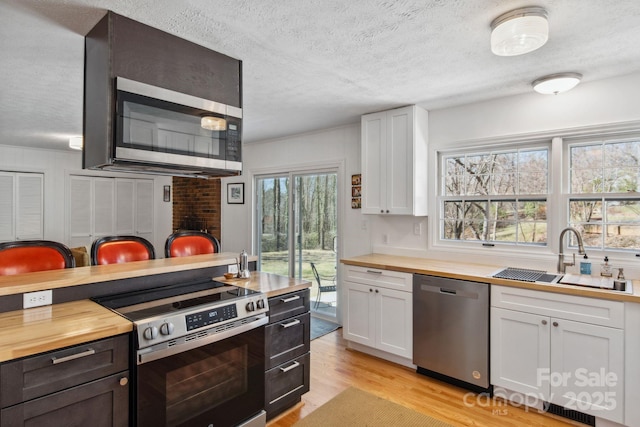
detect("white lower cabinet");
top-left (491, 286), bottom-right (624, 424)
top-left (343, 266), bottom-right (412, 360)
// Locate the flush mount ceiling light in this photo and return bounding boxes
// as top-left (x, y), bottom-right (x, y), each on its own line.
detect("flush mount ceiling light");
top-left (532, 72), bottom-right (582, 94)
top-left (69, 136), bottom-right (83, 150)
top-left (491, 7), bottom-right (548, 56)
top-left (201, 116), bottom-right (227, 131)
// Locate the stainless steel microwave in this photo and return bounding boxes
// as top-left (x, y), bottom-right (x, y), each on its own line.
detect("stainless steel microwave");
top-left (87, 77), bottom-right (242, 178)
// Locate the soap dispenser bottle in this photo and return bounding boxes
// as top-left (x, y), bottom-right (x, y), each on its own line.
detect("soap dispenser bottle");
top-left (580, 254), bottom-right (591, 275)
top-left (600, 256), bottom-right (613, 277)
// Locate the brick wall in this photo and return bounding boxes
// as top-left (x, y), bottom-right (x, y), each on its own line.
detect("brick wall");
top-left (172, 177), bottom-right (221, 244)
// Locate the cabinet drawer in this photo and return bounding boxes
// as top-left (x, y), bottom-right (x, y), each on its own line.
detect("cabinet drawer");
top-left (265, 312), bottom-right (310, 370)
top-left (492, 285), bottom-right (624, 328)
top-left (1, 334), bottom-right (129, 408)
top-left (268, 289), bottom-right (310, 324)
top-left (1, 371), bottom-right (129, 427)
top-left (265, 352), bottom-right (310, 419)
top-left (344, 265), bottom-right (412, 291)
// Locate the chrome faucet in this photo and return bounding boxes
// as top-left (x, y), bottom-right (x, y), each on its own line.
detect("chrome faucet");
top-left (557, 227), bottom-right (586, 273)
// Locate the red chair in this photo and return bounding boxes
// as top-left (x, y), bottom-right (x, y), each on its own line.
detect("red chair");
top-left (0, 240), bottom-right (75, 276)
top-left (164, 231), bottom-right (221, 258)
top-left (91, 236), bottom-right (155, 265)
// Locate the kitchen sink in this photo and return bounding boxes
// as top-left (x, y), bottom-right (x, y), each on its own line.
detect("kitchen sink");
top-left (491, 267), bottom-right (634, 294)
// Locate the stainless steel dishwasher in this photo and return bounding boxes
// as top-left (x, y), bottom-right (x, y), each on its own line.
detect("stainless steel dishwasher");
top-left (413, 274), bottom-right (489, 391)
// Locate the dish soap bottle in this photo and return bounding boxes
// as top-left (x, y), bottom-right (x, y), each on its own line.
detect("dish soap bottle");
top-left (580, 254), bottom-right (591, 275)
top-left (600, 256), bottom-right (613, 277)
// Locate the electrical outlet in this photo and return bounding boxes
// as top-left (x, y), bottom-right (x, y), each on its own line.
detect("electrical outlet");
top-left (23, 290), bottom-right (53, 309)
top-left (414, 222), bottom-right (422, 236)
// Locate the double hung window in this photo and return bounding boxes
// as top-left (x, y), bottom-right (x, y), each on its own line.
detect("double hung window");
top-left (437, 135), bottom-right (640, 254)
top-left (440, 146), bottom-right (549, 246)
top-left (568, 139), bottom-right (640, 251)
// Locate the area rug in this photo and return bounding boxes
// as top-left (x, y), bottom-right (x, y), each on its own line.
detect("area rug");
top-left (310, 317), bottom-right (340, 340)
top-left (293, 387), bottom-right (453, 427)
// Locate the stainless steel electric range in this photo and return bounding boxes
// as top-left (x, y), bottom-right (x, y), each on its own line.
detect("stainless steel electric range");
top-left (94, 279), bottom-right (269, 427)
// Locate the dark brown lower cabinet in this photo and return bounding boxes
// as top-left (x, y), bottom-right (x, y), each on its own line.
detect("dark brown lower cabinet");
top-left (265, 289), bottom-right (311, 419)
top-left (1, 372), bottom-right (129, 427)
top-left (0, 334), bottom-right (130, 427)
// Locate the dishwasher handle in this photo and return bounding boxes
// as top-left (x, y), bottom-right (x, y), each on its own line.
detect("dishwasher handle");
top-left (418, 282), bottom-right (479, 299)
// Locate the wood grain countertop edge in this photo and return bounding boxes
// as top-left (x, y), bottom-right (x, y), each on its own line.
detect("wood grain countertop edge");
top-left (341, 254), bottom-right (640, 303)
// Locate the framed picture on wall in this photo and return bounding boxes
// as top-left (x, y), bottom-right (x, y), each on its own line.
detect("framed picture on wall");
top-left (227, 183), bottom-right (244, 204)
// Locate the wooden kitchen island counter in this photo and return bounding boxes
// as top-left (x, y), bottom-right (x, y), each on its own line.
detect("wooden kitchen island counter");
top-left (216, 271), bottom-right (311, 298)
top-left (0, 299), bottom-right (132, 362)
top-left (0, 252), bottom-right (251, 297)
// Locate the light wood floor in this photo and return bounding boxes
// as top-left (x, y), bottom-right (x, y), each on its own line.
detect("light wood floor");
top-left (268, 329), bottom-right (584, 427)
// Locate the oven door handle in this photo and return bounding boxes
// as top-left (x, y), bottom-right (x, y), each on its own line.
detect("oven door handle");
top-left (280, 295), bottom-right (301, 303)
top-left (136, 315), bottom-right (268, 365)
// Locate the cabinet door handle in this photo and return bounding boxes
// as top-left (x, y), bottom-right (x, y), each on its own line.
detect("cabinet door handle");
top-left (281, 295), bottom-right (301, 303)
top-left (369, 288), bottom-right (373, 292)
top-left (553, 321), bottom-right (559, 327)
top-left (375, 289), bottom-right (379, 293)
top-left (541, 320), bottom-right (547, 325)
top-left (51, 348), bottom-right (95, 365)
top-left (366, 270), bottom-right (382, 274)
top-left (281, 319), bottom-right (301, 328)
top-left (119, 377), bottom-right (129, 386)
top-left (280, 361), bottom-right (300, 373)
top-left (380, 210), bottom-right (384, 213)
top-left (386, 210), bottom-right (390, 213)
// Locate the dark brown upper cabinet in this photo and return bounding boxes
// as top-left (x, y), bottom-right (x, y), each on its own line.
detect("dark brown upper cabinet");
top-left (84, 11), bottom-right (243, 178)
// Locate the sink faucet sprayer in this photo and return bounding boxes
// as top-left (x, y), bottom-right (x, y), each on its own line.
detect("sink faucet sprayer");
top-left (557, 227), bottom-right (586, 274)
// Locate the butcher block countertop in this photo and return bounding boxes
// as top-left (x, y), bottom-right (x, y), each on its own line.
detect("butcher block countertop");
top-left (0, 268), bottom-right (307, 362)
top-left (215, 271), bottom-right (311, 298)
top-left (341, 253), bottom-right (640, 303)
top-left (0, 252), bottom-right (251, 296)
top-left (0, 299), bottom-right (133, 363)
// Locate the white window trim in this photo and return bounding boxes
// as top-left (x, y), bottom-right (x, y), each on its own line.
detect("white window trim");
top-left (429, 126), bottom-right (640, 262)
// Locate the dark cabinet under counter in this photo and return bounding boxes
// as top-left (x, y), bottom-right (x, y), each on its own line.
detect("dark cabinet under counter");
top-left (0, 334), bottom-right (130, 426)
top-left (265, 288), bottom-right (310, 419)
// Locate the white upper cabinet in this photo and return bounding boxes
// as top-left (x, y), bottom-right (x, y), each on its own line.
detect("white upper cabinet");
top-left (361, 105), bottom-right (428, 216)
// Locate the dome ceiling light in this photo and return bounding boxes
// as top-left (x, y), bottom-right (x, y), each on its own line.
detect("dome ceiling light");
top-left (491, 7), bottom-right (549, 56)
top-left (532, 73), bottom-right (583, 95)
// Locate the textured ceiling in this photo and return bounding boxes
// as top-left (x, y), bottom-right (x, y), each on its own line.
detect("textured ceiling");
top-left (1, 0), bottom-right (640, 151)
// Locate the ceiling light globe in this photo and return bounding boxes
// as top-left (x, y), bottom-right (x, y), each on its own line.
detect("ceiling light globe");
top-left (491, 7), bottom-right (548, 56)
top-left (532, 73), bottom-right (582, 95)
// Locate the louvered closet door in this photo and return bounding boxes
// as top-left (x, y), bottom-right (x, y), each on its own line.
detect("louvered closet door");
top-left (115, 179), bottom-right (135, 234)
top-left (93, 178), bottom-right (115, 240)
top-left (69, 176), bottom-right (93, 248)
top-left (135, 180), bottom-right (154, 242)
top-left (0, 173), bottom-right (15, 241)
top-left (16, 173), bottom-right (44, 240)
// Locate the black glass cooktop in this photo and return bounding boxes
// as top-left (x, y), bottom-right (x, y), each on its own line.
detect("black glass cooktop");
top-left (93, 279), bottom-right (259, 322)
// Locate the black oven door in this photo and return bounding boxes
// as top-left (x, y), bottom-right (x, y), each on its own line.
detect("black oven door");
top-left (135, 326), bottom-right (264, 427)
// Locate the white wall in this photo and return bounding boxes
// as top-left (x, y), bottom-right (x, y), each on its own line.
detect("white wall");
top-left (220, 124), bottom-right (369, 259)
top-left (0, 145), bottom-right (173, 255)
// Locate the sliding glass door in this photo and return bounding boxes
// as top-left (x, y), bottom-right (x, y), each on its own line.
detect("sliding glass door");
top-left (256, 170), bottom-right (338, 319)
top-left (256, 175), bottom-right (290, 276)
